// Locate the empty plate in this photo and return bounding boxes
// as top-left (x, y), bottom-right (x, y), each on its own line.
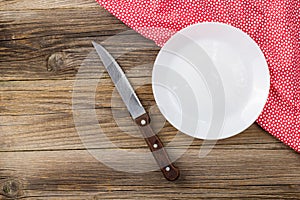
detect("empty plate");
top-left (152, 22), bottom-right (270, 140)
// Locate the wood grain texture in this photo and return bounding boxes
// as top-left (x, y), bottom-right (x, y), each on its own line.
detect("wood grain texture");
top-left (0, 0), bottom-right (299, 199)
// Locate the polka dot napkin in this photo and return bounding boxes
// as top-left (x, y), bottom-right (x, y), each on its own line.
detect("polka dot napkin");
top-left (96, 0), bottom-right (300, 152)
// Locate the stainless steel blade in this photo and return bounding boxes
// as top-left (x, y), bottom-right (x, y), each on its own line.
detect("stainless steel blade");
top-left (92, 41), bottom-right (146, 119)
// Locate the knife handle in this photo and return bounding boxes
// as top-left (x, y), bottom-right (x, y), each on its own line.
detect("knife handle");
top-left (135, 113), bottom-right (180, 181)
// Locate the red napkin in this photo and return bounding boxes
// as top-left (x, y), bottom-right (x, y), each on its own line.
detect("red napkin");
top-left (96, 0), bottom-right (300, 152)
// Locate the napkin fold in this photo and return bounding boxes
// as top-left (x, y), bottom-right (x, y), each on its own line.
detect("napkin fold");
top-left (96, 0), bottom-right (300, 152)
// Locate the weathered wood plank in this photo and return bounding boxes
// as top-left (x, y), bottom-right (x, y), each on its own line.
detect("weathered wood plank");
top-left (0, 100), bottom-right (294, 152)
top-left (0, 0), bottom-right (97, 11)
top-left (0, 148), bottom-right (299, 199)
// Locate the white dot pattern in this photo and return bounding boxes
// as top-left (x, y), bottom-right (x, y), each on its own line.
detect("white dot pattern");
top-left (96, 0), bottom-right (300, 153)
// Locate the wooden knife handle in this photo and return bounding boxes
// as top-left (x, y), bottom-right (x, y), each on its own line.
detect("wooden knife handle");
top-left (135, 113), bottom-right (180, 181)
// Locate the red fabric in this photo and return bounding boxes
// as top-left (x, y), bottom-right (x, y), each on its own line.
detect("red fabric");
top-left (96, 0), bottom-right (300, 152)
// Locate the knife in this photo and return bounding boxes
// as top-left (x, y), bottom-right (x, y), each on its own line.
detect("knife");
top-left (92, 41), bottom-right (180, 181)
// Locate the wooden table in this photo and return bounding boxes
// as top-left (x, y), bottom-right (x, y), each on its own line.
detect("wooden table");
top-left (1, 1), bottom-right (299, 199)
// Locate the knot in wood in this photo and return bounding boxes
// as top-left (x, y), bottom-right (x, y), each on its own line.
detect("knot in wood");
top-left (2, 180), bottom-right (21, 198)
top-left (47, 52), bottom-right (65, 72)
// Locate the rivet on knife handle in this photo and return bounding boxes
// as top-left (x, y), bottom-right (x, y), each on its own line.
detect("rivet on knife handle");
top-left (135, 113), bottom-right (180, 181)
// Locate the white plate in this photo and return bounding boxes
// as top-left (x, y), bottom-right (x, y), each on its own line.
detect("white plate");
top-left (152, 22), bottom-right (270, 140)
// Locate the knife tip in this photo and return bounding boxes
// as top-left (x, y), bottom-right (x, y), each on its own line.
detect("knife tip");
top-left (91, 40), bottom-right (98, 47)
top-left (91, 41), bottom-right (106, 53)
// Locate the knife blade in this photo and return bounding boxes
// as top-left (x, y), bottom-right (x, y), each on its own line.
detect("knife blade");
top-left (92, 41), bottom-right (180, 181)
